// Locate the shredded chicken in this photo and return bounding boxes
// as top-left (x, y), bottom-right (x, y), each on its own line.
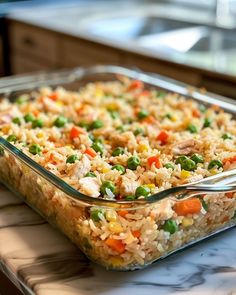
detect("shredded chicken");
top-left (151, 199), bottom-right (174, 220)
top-left (67, 155), bottom-right (91, 178)
top-left (78, 177), bottom-right (100, 198)
top-left (0, 107), bottom-right (16, 125)
top-left (119, 176), bottom-right (139, 195)
top-left (172, 139), bottom-right (201, 155)
top-left (110, 131), bottom-right (137, 150)
top-left (42, 97), bottom-right (63, 113)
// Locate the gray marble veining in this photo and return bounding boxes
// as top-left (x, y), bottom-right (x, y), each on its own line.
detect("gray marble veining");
top-left (0, 184), bottom-right (236, 295)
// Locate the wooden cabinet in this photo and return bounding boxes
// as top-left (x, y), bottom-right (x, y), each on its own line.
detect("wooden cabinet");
top-left (10, 53), bottom-right (53, 74)
top-left (60, 37), bottom-right (122, 68)
top-left (0, 38), bottom-right (3, 76)
top-left (8, 21), bottom-right (123, 74)
top-left (10, 22), bottom-right (59, 67)
top-left (200, 75), bottom-right (236, 99)
top-left (121, 53), bottom-right (201, 86)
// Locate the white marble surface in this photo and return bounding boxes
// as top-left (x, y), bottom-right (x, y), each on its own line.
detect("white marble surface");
top-left (0, 184), bottom-right (236, 295)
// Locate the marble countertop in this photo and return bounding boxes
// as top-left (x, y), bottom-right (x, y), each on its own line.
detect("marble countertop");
top-left (1, 184), bottom-right (236, 295)
top-left (7, 1), bottom-right (236, 79)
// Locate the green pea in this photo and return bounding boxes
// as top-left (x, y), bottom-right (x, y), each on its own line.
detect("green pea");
top-left (91, 141), bottom-right (104, 154)
top-left (199, 104), bottom-right (206, 113)
top-left (32, 118), bottom-right (43, 129)
top-left (182, 158), bottom-right (196, 171)
top-left (24, 113), bottom-right (35, 123)
top-left (156, 91), bottom-right (166, 98)
top-left (90, 120), bottom-right (103, 130)
top-left (232, 210), bottom-right (236, 219)
top-left (83, 237), bottom-right (92, 250)
top-left (124, 195), bottom-right (136, 201)
top-left (164, 163), bottom-right (174, 170)
top-left (6, 134), bottom-right (17, 142)
top-left (135, 186), bottom-right (151, 198)
top-left (90, 209), bottom-right (104, 222)
top-left (163, 220), bottom-right (178, 234)
top-left (203, 118), bottom-right (212, 128)
top-left (78, 121), bottom-right (89, 130)
top-left (187, 124), bottom-right (198, 133)
top-left (112, 147), bottom-right (125, 157)
top-left (222, 133), bottom-right (232, 140)
top-left (137, 109), bottom-right (149, 120)
top-left (54, 116), bottom-right (67, 128)
top-left (175, 156), bottom-right (188, 165)
top-left (112, 164), bottom-right (126, 174)
top-left (12, 117), bottom-right (21, 125)
top-left (127, 156), bottom-right (140, 170)
top-left (134, 128), bottom-right (144, 136)
top-left (29, 144), bottom-right (41, 155)
top-left (176, 156), bottom-right (196, 171)
top-left (0, 146), bottom-right (4, 157)
top-left (100, 181), bottom-right (116, 195)
top-left (191, 154), bottom-right (204, 164)
top-left (208, 159), bottom-right (223, 170)
top-left (16, 96), bottom-right (28, 105)
top-left (109, 110), bottom-right (119, 119)
top-left (164, 113), bottom-right (172, 119)
top-left (85, 172), bottom-right (96, 178)
top-left (66, 154), bottom-right (78, 164)
top-left (201, 199), bottom-right (208, 211)
top-left (116, 126), bottom-right (125, 132)
top-left (31, 118), bottom-right (42, 129)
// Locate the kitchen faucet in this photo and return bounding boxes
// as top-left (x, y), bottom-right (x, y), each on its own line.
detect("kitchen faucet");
top-left (213, 0), bottom-right (235, 28)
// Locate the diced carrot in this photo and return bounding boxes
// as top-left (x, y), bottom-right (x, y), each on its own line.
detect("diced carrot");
top-left (147, 156), bottom-right (161, 168)
top-left (38, 95), bottom-right (45, 103)
top-left (48, 92), bottom-right (58, 101)
top-left (54, 142), bottom-right (63, 147)
top-left (174, 198), bottom-right (202, 216)
top-left (223, 155), bottom-right (236, 165)
top-left (211, 104), bottom-right (221, 112)
top-left (76, 104), bottom-right (84, 114)
top-left (132, 230), bottom-right (141, 238)
top-left (221, 216), bottom-right (230, 223)
top-left (49, 153), bottom-right (54, 162)
top-left (118, 210), bottom-right (129, 217)
top-left (156, 130), bottom-right (169, 144)
top-left (133, 107), bottom-right (140, 116)
top-left (142, 115), bottom-right (156, 124)
top-left (139, 90), bottom-right (150, 97)
top-left (127, 80), bottom-right (143, 91)
top-left (192, 109), bottom-right (201, 118)
top-left (32, 109), bottom-right (39, 117)
top-left (70, 126), bottom-right (86, 139)
top-left (105, 238), bottom-right (125, 254)
top-left (226, 192), bottom-right (235, 198)
top-left (84, 148), bottom-right (97, 158)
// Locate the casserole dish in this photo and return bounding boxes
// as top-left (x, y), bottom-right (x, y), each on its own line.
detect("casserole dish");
top-left (0, 65), bottom-right (236, 270)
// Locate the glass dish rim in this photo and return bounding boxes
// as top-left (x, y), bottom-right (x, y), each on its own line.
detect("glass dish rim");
top-left (0, 65), bottom-right (236, 208)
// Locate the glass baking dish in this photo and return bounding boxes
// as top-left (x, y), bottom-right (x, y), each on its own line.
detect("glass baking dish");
top-left (0, 65), bottom-right (236, 271)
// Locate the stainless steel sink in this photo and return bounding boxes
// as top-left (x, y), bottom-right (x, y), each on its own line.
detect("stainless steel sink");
top-left (191, 28), bottom-right (236, 52)
top-left (87, 13), bottom-right (236, 55)
top-left (88, 16), bottom-right (193, 41)
top-left (137, 26), bottom-right (236, 54)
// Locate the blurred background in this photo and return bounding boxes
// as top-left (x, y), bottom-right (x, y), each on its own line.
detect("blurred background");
top-left (1, 0), bottom-right (236, 98)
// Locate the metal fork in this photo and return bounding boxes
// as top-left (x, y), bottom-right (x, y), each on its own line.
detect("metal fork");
top-left (146, 169), bottom-right (236, 203)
